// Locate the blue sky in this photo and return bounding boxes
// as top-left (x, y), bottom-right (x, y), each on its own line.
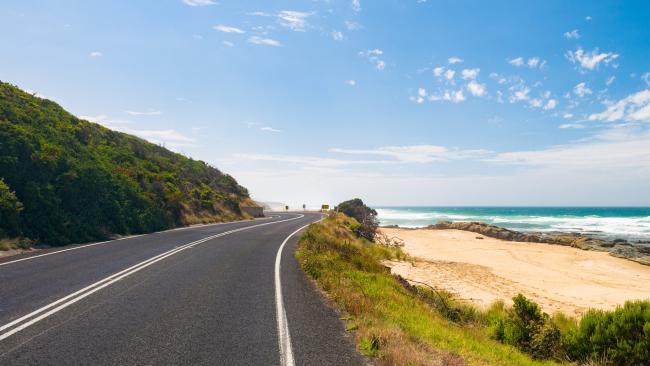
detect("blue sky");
top-left (1, 0), bottom-right (649, 207)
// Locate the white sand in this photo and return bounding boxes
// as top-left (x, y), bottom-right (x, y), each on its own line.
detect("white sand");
top-left (381, 228), bottom-right (650, 316)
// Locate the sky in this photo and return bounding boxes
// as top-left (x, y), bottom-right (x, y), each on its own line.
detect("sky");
top-left (1, 0), bottom-right (649, 207)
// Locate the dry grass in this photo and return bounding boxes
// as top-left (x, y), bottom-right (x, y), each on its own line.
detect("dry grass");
top-left (0, 237), bottom-right (32, 251)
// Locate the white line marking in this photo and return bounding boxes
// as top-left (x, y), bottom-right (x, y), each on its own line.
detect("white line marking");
top-left (0, 216), bottom-right (278, 267)
top-left (0, 214), bottom-right (304, 341)
top-left (274, 222), bottom-right (315, 366)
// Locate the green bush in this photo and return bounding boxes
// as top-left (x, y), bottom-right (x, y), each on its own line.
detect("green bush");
top-left (562, 300), bottom-right (650, 365)
top-left (0, 178), bottom-right (23, 238)
top-left (487, 295), bottom-right (650, 364)
top-left (489, 294), bottom-right (563, 360)
top-left (336, 198), bottom-right (379, 241)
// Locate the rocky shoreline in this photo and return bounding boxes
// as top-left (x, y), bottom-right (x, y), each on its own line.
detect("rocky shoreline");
top-left (382, 221), bottom-right (650, 266)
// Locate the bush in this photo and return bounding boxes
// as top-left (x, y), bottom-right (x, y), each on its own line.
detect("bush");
top-left (562, 300), bottom-right (650, 365)
top-left (489, 294), bottom-right (563, 360)
top-left (0, 178), bottom-right (23, 238)
top-left (336, 198), bottom-right (379, 241)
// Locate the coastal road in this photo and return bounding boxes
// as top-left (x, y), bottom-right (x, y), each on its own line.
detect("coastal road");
top-left (0, 213), bottom-right (364, 365)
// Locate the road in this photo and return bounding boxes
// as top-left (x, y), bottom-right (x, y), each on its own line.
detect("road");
top-left (0, 213), bottom-right (365, 365)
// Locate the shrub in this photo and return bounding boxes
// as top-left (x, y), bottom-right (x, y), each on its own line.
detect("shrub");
top-left (0, 178), bottom-right (23, 238)
top-left (336, 198), bottom-right (379, 241)
top-left (562, 300), bottom-right (650, 365)
top-left (489, 294), bottom-right (563, 360)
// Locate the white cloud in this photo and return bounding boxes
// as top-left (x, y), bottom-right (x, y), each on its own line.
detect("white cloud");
top-left (231, 127), bottom-right (650, 206)
top-left (489, 72), bottom-right (507, 84)
top-left (330, 145), bottom-right (491, 163)
top-left (360, 49), bottom-right (386, 70)
top-left (182, 0), bottom-right (215, 6)
top-left (527, 57), bottom-right (541, 68)
top-left (260, 126), bottom-right (283, 133)
top-left (491, 126), bottom-right (650, 174)
top-left (129, 129), bottom-right (195, 144)
top-left (352, 0), bottom-right (361, 12)
top-left (573, 82), bottom-right (592, 97)
top-left (125, 110), bottom-right (162, 116)
top-left (430, 89), bottom-right (465, 103)
top-left (509, 84), bottom-right (530, 103)
top-left (248, 36), bottom-right (281, 46)
top-left (461, 68), bottom-right (479, 80)
top-left (444, 69), bottom-right (455, 81)
top-left (466, 80), bottom-right (486, 97)
top-left (559, 123), bottom-right (585, 129)
top-left (213, 25), bottom-right (245, 34)
top-left (586, 16), bottom-right (592, 21)
top-left (331, 31), bottom-right (343, 41)
top-left (448, 57), bottom-right (463, 64)
top-left (80, 115), bottom-right (129, 127)
top-left (529, 98), bottom-right (543, 108)
top-left (345, 79), bottom-right (356, 87)
top-left (233, 153), bottom-right (387, 168)
top-left (508, 56), bottom-right (545, 69)
top-left (543, 99), bottom-right (558, 110)
top-left (588, 89), bottom-right (650, 123)
top-left (643, 72), bottom-right (650, 86)
top-left (564, 29), bottom-right (580, 39)
top-left (563, 113), bottom-right (574, 119)
top-left (433, 67), bottom-right (445, 77)
top-left (508, 57), bottom-right (524, 66)
top-left (496, 91), bottom-right (504, 103)
top-left (89, 51), bottom-right (102, 57)
top-left (418, 88), bottom-right (427, 97)
top-left (566, 47), bottom-right (619, 71)
top-left (606, 76), bottom-right (616, 86)
top-left (277, 10), bottom-right (312, 31)
top-left (345, 21), bottom-right (361, 30)
top-left (82, 114), bottom-right (195, 149)
top-left (223, 41), bottom-right (234, 47)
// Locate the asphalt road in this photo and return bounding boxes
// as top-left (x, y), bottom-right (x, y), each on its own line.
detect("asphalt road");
top-left (0, 213), bottom-right (365, 365)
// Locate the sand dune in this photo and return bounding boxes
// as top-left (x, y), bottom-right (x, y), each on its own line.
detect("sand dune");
top-left (381, 227), bottom-right (650, 316)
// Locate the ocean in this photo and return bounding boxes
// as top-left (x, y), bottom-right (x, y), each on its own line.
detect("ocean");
top-left (374, 207), bottom-right (650, 242)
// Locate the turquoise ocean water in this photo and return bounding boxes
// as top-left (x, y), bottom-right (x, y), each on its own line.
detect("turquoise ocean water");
top-left (375, 207), bottom-right (650, 242)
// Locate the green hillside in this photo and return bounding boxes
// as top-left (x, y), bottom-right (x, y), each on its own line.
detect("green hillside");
top-left (0, 81), bottom-right (255, 246)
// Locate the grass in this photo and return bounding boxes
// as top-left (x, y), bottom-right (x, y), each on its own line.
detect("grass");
top-left (296, 213), bottom-right (563, 366)
top-left (0, 237), bottom-right (32, 251)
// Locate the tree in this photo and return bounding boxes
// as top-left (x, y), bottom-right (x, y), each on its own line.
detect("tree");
top-left (0, 178), bottom-right (23, 237)
top-left (336, 198), bottom-right (379, 241)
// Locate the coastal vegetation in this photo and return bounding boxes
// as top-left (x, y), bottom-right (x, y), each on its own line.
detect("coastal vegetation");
top-left (0, 81), bottom-right (254, 247)
top-left (336, 198), bottom-right (379, 241)
top-left (297, 208), bottom-right (650, 365)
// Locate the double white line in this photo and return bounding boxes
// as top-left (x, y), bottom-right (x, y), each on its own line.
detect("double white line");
top-left (0, 215), bottom-right (304, 342)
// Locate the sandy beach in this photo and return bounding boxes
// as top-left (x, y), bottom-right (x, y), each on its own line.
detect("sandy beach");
top-left (382, 227), bottom-right (650, 316)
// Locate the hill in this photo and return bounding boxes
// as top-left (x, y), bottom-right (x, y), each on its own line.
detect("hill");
top-left (0, 81), bottom-right (256, 246)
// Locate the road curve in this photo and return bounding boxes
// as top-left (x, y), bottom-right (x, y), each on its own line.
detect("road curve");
top-left (0, 213), bottom-right (364, 365)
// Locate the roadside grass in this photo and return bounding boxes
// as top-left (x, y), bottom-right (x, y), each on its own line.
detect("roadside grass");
top-left (296, 213), bottom-right (561, 366)
top-left (0, 237), bottom-right (32, 251)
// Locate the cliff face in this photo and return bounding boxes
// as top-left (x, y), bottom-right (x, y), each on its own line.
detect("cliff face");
top-left (427, 221), bottom-right (650, 266)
